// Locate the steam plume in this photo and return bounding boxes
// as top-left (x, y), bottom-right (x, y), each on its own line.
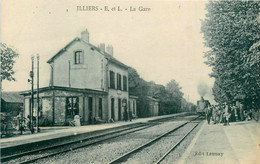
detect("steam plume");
top-left (197, 82), bottom-right (209, 97)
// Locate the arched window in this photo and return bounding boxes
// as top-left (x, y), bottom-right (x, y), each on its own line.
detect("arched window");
top-left (74, 51), bottom-right (83, 64)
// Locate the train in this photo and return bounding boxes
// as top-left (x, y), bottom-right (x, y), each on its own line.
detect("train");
top-left (196, 97), bottom-right (210, 115)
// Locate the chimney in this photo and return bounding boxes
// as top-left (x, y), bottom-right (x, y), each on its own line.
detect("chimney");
top-left (81, 29), bottom-right (89, 43)
top-left (99, 43), bottom-right (105, 53)
top-left (106, 45), bottom-right (113, 56)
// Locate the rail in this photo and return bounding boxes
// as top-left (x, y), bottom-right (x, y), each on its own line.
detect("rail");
top-left (109, 116), bottom-right (201, 164)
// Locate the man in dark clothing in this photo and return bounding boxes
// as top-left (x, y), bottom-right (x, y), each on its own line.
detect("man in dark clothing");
top-left (206, 105), bottom-right (212, 124)
top-left (212, 105), bottom-right (218, 124)
top-left (239, 102), bottom-right (244, 121)
top-left (129, 110), bottom-right (133, 122)
top-left (124, 106), bottom-right (128, 121)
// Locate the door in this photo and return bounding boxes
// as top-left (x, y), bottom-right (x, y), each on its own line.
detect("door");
top-left (118, 99), bottom-right (121, 120)
top-left (99, 98), bottom-right (103, 119)
top-left (88, 97), bottom-right (93, 124)
top-left (111, 98), bottom-right (115, 121)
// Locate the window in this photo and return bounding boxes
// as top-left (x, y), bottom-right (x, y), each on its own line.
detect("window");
top-left (123, 76), bottom-right (127, 91)
top-left (117, 73), bottom-right (122, 90)
top-left (110, 71), bottom-right (115, 89)
top-left (75, 51), bottom-right (83, 64)
top-left (99, 98), bottom-right (103, 119)
top-left (66, 97), bottom-right (79, 117)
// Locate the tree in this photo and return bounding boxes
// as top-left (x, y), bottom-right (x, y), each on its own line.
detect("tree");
top-left (128, 67), bottom-right (150, 117)
top-left (1, 43), bottom-right (19, 81)
top-left (248, 41), bottom-right (260, 89)
top-left (128, 67), bottom-right (187, 116)
top-left (166, 80), bottom-right (184, 100)
top-left (201, 1), bottom-right (260, 107)
top-left (128, 67), bottom-right (149, 97)
top-left (0, 43), bottom-right (19, 112)
top-left (246, 41), bottom-right (260, 108)
top-left (147, 81), bottom-right (167, 99)
top-left (165, 80), bottom-right (184, 112)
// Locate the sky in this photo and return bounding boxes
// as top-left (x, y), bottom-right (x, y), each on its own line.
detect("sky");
top-left (1, 0), bottom-right (215, 104)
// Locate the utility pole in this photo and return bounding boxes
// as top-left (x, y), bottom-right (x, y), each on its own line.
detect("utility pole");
top-left (30, 55), bottom-right (35, 133)
top-left (37, 54), bottom-right (40, 132)
top-left (68, 60), bottom-right (71, 87)
top-left (0, 79), bottom-right (1, 111)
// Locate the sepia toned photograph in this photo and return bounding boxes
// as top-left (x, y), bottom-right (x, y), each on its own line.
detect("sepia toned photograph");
top-left (1, 0), bottom-right (259, 163)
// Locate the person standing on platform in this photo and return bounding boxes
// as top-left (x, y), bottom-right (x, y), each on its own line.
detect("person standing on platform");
top-left (129, 109), bottom-right (133, 122)
top-left (234, 104), bottom-right (239, 122)
top-left (230, 105), bottom-right (235, 122)
top-left (239, 102), bottom-right (244, 121)
top-left (215, 105), bottom-right (220, 124)
top-left (123, 106), bottom-right (128, 122)
top-left (224, 102), bottom-right (231, 126)
top-left (212, 105), bottom-right (218, 124)
top-left (206, 105), bottom-right (212, 124)
top-left (17, 112), bottom-right (25, 134)
top-left (218, 104), bottom-right (224, 124)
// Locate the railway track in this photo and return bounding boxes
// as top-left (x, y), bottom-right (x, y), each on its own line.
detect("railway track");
top-left (2, 114), bottom-right (200, 164)
top-left (1, 123), bottom-right (156, 163)
top-left (109, 116), bottom-right (202, 164)
top-left (155, 122), bottom-right (199, 164)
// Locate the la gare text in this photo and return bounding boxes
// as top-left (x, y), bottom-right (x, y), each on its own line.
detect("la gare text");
top-left (77, 6), bottom-right (151, 12)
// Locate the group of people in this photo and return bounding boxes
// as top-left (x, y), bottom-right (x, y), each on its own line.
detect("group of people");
top-left (205, 102), bottom-right (254, 126)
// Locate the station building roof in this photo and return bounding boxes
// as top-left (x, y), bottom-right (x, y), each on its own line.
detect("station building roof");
top-left (47, 37), bottom-right (129, 69)
top-left (20, 86), bottom-right (107, 96)
top-left (1, 92), bottom-right (24, 103)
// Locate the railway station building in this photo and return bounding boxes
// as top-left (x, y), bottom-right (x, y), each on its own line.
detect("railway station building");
top-left (21, 29), bottom-right (131, 125)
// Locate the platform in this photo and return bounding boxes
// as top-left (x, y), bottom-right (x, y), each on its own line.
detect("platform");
top-left (0, 112), bottom-right (187, 149)
top-left (179, 119), bottom-right (260, 164)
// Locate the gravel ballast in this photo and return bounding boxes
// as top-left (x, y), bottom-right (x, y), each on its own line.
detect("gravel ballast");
top-left (160, 121), bottom-right (204, 164)
top-left (36, 121), bottom-right (188, 164)
top-left (122, 123), bottom-right (200, 164)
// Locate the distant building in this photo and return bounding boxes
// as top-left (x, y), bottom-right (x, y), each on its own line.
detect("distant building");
top-left (21, 29), bottom-right (132, 125)
top-left (1, 92), bottom-right (23, 116)
top-left (137, 96), bottom-right (160, 118)
top-left (129, 95), bottom-right (138, 118)
top-left (147, 96), bottom-right (159, 117)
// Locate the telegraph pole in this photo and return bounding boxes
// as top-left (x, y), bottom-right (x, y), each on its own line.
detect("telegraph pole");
top-left (0, 80), bottom-right (1, 111)
top-left (68, 60), bottom-right (71, 87)
top-left (30, 55), bottom-right (35, 134)
top-left (37, 54), bottom-right (40, 132)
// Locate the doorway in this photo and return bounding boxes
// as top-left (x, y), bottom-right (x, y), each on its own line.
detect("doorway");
top-left (111, 98), bottom-right (115, 121)
top-left (88, 97), bottom-right (93, 124)
top-left (118, 99), bottom-right (121, 120)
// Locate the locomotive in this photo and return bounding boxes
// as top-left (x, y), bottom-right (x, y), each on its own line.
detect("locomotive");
top-left (196, 97), bottom-right (210, 115)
